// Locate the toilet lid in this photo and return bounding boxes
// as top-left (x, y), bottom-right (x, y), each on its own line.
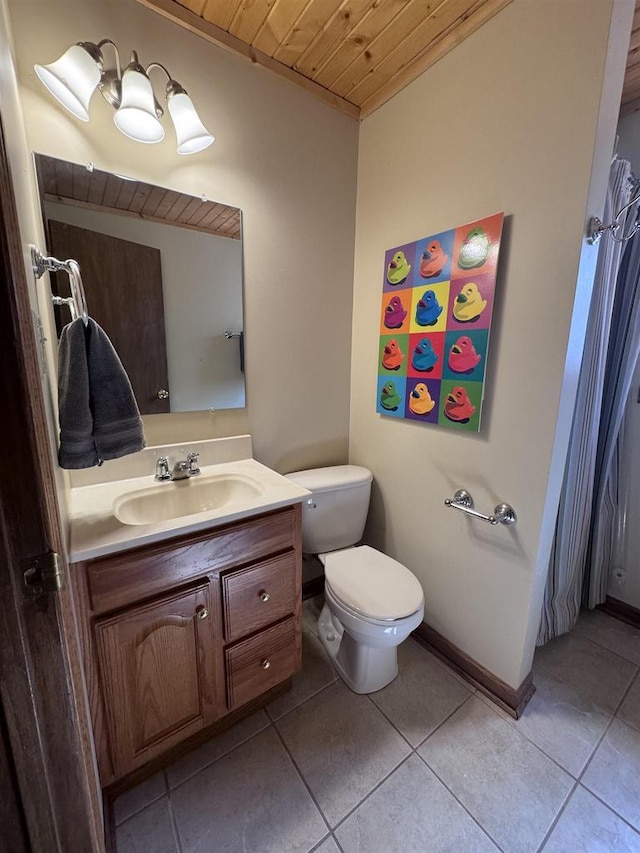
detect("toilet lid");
top-left (324, 545), bottom-right (424, 620)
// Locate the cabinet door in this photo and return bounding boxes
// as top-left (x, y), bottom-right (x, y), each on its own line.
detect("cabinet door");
top-left (95, 583), bottom-right (219, 776)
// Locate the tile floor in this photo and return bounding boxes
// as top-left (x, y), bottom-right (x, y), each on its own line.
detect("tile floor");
top-left (115, 601), bottom-right (640, 853)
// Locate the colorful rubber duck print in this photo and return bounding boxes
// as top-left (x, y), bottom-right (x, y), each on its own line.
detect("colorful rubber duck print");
top-left (458, 226), bottom-right (490, 270)
top-left (411, 338), bottom-right (438, 372)
top-left (381, 338), bottom-right (405, 371)
top-left (419, 240), bottom-right (448, 278)
top-left (448, 336), bottom-right (482, 373)
top-left (409, 383), bottom-right (436, 416)
top-left (453, 282), bottom-right (487, 323)
top-left (380, 381), bottom-right (402, 411)
top-left (444, 386), bottom-right (476, 422)
top-left (384, 295), bottom-right (408, 329)
top-left (416, 290), bottom-right (443, 326)
top-left (387, 251), bottom-right (411, 285)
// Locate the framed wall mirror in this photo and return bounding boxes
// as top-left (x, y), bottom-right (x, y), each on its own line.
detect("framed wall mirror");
top-left (33, 153), bottom-right (246, 416)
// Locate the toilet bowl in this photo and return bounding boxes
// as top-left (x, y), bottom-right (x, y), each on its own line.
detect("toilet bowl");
top-left (285, 466), bottom-right (425, 694)
top-left (316, 545), bottom-right (424, 693)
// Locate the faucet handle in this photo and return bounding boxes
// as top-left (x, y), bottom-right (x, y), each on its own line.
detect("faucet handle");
top-left (186, 451), bottom-right (200, 476)
top-left (155, 456), bottom-right (171, 481)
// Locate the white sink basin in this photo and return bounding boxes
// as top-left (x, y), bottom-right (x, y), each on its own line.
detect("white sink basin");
top-left (114, 473), bottom-right (265, 526)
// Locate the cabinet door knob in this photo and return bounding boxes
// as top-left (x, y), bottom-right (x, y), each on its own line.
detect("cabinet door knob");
top-left (196, 606), bottom-right (209, 620)
top-left (157, 389), bottom-right (169, 399)
top-left (261, 658), bottom-right (271, 669)
top-left (258, 590), bottom-right (270, 603)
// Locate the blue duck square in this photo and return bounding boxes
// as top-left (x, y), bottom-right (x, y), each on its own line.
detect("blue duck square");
top-left (413, 229), bottom-right (455, 285)
top-left (376, 375), bottom-right (407, 418)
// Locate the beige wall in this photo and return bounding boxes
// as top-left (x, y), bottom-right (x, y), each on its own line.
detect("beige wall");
top-left (9, 0), bottom-right (358, 473)
top-left (350, 0), bottom-right (632, 687)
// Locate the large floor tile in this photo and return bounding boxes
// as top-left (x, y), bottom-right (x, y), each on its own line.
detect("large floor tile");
top-left (171, 727), bottom-right (327, 853)
top-left (542, 785), bottom-right (640, 852)
top-left (511, 669), bottom-right (610, 776)
top-left (370, 639), bottom-right (473, 746)
top-left (276, 681), bottom-right (411, 827)
top-left (313, 838), bottom-right (340, 853)
top-left (583, 718), bottom-right (640, 831)
top-left (166, 709), bottom-right (270, 788)
top-left (618, 672), bottom-right (640, 733)
top-left (267, 631), bottom-right (337, 721)
top-left (419, 695), bottom-right (573, 853)
top-left (573, 609), bottom-right (640, 665)
top-left (113, 771), bottom-right (166, 825)
top-left (534, 632), bottom-right (636, 714)
top-left (116, 798), bottom-right (177, 853)
top-left (336, 754), bottom-right (498, 852)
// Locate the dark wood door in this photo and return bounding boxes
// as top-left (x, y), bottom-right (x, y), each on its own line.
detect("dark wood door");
top-left (48, 221), bottom-right (170, 414)
top-left (95, 583), bottom-right (219, 778)
top-left (0, 119), bottom-right (104, 849)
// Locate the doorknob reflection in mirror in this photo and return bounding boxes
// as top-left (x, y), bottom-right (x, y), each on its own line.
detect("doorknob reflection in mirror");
top-left (157, 389), bottom-right (169, 399)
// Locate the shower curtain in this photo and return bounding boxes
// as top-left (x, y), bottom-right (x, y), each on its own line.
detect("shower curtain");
top-left (586, 229), bottom-right (640, 607)
top-left (538, 157), bottom-right (636, 645)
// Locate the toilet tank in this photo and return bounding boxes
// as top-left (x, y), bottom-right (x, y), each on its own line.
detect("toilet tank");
top-left (285, 465), bottom-right (373, 554)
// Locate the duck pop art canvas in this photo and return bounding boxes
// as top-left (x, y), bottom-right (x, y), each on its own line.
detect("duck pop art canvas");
top-left (377, 213), bottom-right (504, 431)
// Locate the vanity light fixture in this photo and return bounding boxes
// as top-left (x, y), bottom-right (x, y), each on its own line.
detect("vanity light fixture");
top-left (35, 40), bottom-right (214, 155)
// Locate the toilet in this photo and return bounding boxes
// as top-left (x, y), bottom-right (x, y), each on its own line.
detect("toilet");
top-left (285, 465), bottom-right (424, 694)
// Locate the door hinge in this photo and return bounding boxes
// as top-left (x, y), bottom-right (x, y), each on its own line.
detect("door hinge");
top-left (22, 552), bottom-right (64, 597)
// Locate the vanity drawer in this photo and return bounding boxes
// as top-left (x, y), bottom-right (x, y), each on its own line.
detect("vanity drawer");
top-left (225, 617), bottom-right (298, 709)
top-left (222, 551), bottom-right (296, 642)
top-left (86, 506), bottom-right (297, 615)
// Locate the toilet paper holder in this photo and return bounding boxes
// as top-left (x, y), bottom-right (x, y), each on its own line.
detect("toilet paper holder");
top-left (444, 489), bottom-right (517, 526)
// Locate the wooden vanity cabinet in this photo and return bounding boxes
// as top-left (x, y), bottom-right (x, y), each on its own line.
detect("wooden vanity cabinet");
top-left (71, 504), bottom-right (302, 786)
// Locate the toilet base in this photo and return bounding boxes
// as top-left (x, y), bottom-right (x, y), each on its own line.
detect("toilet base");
top-left (317, 603), bottom-right (399, 694)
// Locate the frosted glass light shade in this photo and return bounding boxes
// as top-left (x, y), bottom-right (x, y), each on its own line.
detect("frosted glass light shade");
top-left (34, 44), bottom-right (101, 122)
top-left (114, 67), bottom-right (164, 143)
top-left (167, 92), bottom-right (214, 155)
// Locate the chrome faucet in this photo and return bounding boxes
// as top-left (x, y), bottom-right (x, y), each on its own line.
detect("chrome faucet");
top-left (155, 456), bottom-right (171, 481)
top-left (155, 451), bottom-right (201, 481)
top-left (186, 451), bottom-right (200, 476)
top-left (171, 460), bottom-right (190, 480)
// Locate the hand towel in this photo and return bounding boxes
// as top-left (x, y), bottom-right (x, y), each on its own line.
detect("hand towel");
top-left (57, 317), bottom-right (99, 468)
top-left (57, 317), bottom-right (146, 468)
top-left (85, 319), bottom-right (146, 461)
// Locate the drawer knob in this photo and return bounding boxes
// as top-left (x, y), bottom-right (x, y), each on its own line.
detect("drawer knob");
top-left (258, 590), bottom-right (270, 603)
top-left (196, 606), bottom-right (209, 620)
top-left (261, 658), bottom-right (271, 670)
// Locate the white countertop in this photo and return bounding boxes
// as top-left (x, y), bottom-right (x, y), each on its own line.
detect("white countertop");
top-left (68, 458), bottom-right (310, 563)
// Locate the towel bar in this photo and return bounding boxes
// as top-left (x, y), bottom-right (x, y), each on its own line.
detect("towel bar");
top-left (31, 245), bottom-right (89, 326)
top-left (444, 489), bottom-right (517, 526)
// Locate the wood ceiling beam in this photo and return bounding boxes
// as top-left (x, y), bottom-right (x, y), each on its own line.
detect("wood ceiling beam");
top-left (135, 0), bottom-right (361, 119)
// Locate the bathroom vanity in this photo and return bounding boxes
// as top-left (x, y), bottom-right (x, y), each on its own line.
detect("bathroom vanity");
top-left (67, 444), bottom-right (309, 789)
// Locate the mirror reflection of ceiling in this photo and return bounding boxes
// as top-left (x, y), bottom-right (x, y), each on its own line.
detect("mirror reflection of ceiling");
top-left (35, 154), bottom-right (241, 240)
top-left (138, 0), bottom-right (515, 118)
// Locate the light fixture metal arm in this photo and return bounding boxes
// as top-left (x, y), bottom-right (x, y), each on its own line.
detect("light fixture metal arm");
top-left (146, 62), bottom-right (189, 100)
top-left (96, 38), bottom-right (121, 79)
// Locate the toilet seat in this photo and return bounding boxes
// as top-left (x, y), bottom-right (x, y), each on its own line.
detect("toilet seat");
top-left (323, 545), bottom-right (424, 621)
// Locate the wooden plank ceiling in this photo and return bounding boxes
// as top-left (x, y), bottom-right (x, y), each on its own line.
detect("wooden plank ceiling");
top-left (35, 155), bottom-right (241, 239)
top-left (621, 1), bottom-right (640, 115)
top-left (137, 0), bottom-right (514, 118)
